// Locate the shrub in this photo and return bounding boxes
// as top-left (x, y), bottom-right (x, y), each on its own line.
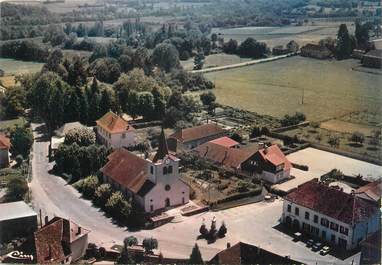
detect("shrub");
top-left (280, 112), bottom-right (306, 127)
top-left (328, 135), bottom-right (340, 148)
top-left (250, 126), bottom-right (261, 138)
top-left (199, 223), bottom-right (208, 237)
top-left (230, 133), bottom-right (242, 143)
top-left (218, 222), bottom-right (227, 238)
top-left (5, 176), bottom-right (28, 202)
top-left (10, 126), bottom-right (33, 158)
top-left (124, 236), bottom-right (138, 247)
top-left (94, 183), bottom-right (112, 206)
top-left (349, 131), bottom-right (365, 145)
top-left (82, 175), bottom-right (99, 199)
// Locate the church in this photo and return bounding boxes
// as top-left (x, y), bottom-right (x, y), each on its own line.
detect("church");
top-left (100, 129), bottom-right (190, 213)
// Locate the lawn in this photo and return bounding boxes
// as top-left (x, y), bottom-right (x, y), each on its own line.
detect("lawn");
top-left (204, 56), bottom-right (382, 122)
top-left (0, 117), bottom-right (27, 132)
top-left (181, 53), bottom-right (251, 71)
top-left (0, 58), bottom-right (44, 75)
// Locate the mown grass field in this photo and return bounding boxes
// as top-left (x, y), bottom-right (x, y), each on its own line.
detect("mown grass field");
top-left (204, 56), bottom-right (382, 122)
top-left (0, 58), bottom-right (44, 75)
top-left (181, 53), bottom-right (251, 71)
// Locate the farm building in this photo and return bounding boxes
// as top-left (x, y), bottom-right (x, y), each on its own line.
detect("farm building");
top-left (0, 201), bottom-right (38, 243)
top-left (282, 179), bottom-right (380, 250)
top-left (96, 111), bottom-right (137, 149)
top-left (0, 133), bottom-right (11, 168)
top-left (300, 44), bottom-right (332, 59)
top-left (168, 123), bottom-right (226, 151)
top-left (101, 129), bottom-right (189, 212)
top-left (34, 216), bottom-right (90, 264)
top-left (362, 49), bottom-right (382, 69)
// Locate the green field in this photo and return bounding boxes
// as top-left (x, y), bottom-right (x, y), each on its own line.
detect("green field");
top-left (204, 56), bottom-right (382, 122)
top-left (0, 58), bottom-right (44, 74)
top-left (181, 53), bottom-right (251, 71)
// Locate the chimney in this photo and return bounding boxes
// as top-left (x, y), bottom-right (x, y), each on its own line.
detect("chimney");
top-left (44, 216), bottom-right (49, 225)
top-left (258, 142), bottom-right (265, 149)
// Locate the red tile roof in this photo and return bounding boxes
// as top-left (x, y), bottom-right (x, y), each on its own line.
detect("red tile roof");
top-left (0, 134), bottom-right (11, 149)
top-left (169, 123), bottom-right (225, 143)
top-left (195, 142), bottom-right (258, 169)
top-left (285, 179), bottom-right (379, 225)
top-left (209, 242), bottom-right (302, 264)
top-left (355, 179), bottom-right (382, 202)
top-left (101, 149), bottom-right (153, 194)
top-left (96, 111), bottom-right (134, 134)
top-left (210, 137), bottom-right (239, 148)
top-left (34, 217), bottom-right (89, 264)
top-left (258, 145), bottom-right (291, 170)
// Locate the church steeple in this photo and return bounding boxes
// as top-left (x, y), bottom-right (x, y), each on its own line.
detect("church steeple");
top-left (152, 128), bottom-right (169, 162)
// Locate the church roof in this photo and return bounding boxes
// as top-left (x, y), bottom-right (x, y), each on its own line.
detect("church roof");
top-left (152, 128), bottom-right (169, 163)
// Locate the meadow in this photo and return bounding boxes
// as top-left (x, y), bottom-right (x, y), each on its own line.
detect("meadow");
top-left (204, 56), bottom-right (382, 122)
top-left (181, 53), bottom-right (251, 71)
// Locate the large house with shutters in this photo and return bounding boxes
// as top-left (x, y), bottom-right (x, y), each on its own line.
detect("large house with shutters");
top-left (100, 130), bottom-right (189, 212)
top-left (96, 111), bottom-right (136, 149)
top-left (282, 179), bottom-right (380, 250)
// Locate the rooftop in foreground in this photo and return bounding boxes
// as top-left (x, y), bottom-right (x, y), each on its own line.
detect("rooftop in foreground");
top-left (0, 201), bottom-right (37, 222)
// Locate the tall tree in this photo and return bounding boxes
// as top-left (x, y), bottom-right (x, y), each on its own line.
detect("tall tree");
top-left (152, 43), bottom-right (180, 72)
top-left (336, 24), bottom-right (353, 59)
top-left (189, 244), bottom-right (203, 264)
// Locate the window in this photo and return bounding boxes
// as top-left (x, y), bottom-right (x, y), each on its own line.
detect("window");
top-left (305, 211), bottom-right (310, 220)
top-left (150, 166), bottom-right (153, 174)
top-left (168, 165), bottom-right (173, 174)
top-left (287, 205), bottom-right (291, 213)
top-left (321, 218), bottom-right (329, 227)
top-left (295, 207), bottom-right (299, 216)
top-left (310, 226), bottom-right (319, 236)
top-left (122, 133), bottom-right (126, 139)
top-left (150, 205), bottom-right (154, 212)
top-left (314, 215), bottom-right (318, 223)
top-left (330, 222), bottom-right (339, 232)
top-left (302, 222), bottom-right (310, 232)
top-left (163, 167), bottom-right (168, 175)
top-left (322, 230), bottom-right (326, 239)
top-left (165, 185), bottom-right (171, 191)
top-left (340, 226), bottom-right (349, 236)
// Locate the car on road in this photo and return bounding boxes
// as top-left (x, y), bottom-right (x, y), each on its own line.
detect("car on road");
top-left (293, 232), bottom-right (302, 242)
top-left (306, 239), bottom-right (314, 248)
top-left (312, 242), bottom-right (323, 252)
top-left (320, 246), bottom-right (331, 255)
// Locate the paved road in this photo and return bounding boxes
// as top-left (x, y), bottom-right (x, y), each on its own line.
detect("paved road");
top-left (29, 123), bottom-right (360, 264)
top-left (190, 53), bottom-right (298, 74)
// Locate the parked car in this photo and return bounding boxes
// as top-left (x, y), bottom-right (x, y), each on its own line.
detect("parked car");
top-left (312, 242), bottom-right (323, 252)
top-left (293, 232), bottom-right (302, 242)
top-left (320, 246), bottom-right (331, 255)
top-left (306, 239), bottom-right (314, 247)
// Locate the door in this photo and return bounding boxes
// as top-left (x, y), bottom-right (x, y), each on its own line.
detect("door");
top-left (165, 198), bottom-right (170, 207)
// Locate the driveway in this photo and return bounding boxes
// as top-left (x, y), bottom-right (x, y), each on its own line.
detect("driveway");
top-left (29, 124), bottom-right (360, 264)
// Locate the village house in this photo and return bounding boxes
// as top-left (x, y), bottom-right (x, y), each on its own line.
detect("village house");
top-left (355, 179), bottom-right (381, 204)
top-left (208, 241), bottom-right (303, 264)
top-left (282, 179), bottom-right (380, 250)
top-left (34, 217), bottom-right (90, 264)
top-left (101, 129), bottom-right (189, 213)
top-left (0, 201), bottom-right (38, 243)
top-left (361, 49), bottom-right (382, 69)
top-left (195, 142), bottom-right (291, 184)
top-left (96, 111), bottom-right (136, 149)
top-left (0, 133), bottom-right (11, 168)
top-left (209, 136), bottom-right (240, 148)
top-left (300, 44), bottom-right (332, 59)
top-left (168, 123), bottom-right (226, 152)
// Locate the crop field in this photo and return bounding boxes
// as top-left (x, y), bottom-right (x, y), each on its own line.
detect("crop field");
top-left (181, 53), bottom-right (251, 71)
top-left (0, 58), bottom-right (44, 75)
top-left (211, 23), bottom-right (354, 47)
top-left (204, 56), bottom-right (382, 122)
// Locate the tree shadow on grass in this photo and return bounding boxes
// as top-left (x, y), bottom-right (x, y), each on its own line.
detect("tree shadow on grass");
top-left (347, 143), bottom-right (363, 148)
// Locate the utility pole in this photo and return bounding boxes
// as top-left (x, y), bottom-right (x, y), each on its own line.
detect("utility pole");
top-left (301, 86), bottom-right (305, 105)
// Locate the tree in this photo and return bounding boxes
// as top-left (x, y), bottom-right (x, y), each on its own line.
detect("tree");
top-left (286, 40), bottom-right (299, 53)
top-left (2, 86), bottom-right (26, 118)
top-left (81, 175), bottom-right (99, 199)
top-left (193, 53), bottom-right (205, 70)
top-left (349, 132), bottom-right (365, 145)
top-left (200, 91), bottom-right (216, 107)
top-left (89, 57), bottom-right (121, 84)
top-left (152, 43), bottom-right (180, 72)
top-left (105, 191), bottom-right (131, 221)
top-left (250, 126), bottom-right (261, 138)
top-left (99, 88), bottom-right (114, 116)
top-left (64, 128), bottom-right (96, 147)
top-left (336, 24), bottom-right (353, 59)
top-left (10, 126), bottom-right (33, 158)
top-left (189, 244), bottom-right (203, 264)
top-left (230, 133), bottom-right (242, 143)
top-left (124, 236), bottom-right (138, 247)
top-left (218, 222), bottom-right (227, 238)
top-left (328, 135), bottom-right (340, 148)
top-left (238, 38), bottom-right (268, 58)
top-left (223, 39), bottom-right (238, 54)
top-left (94, 183), bottom-right (112, 206)
top-left (6, 176), bottom-right (28, 202)
top-left (142, 238), bottom-right (158, 254)
top-left (199, 223), bottom-right (208, 237)
top-left (355, 20), bottom-right (370, 49)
